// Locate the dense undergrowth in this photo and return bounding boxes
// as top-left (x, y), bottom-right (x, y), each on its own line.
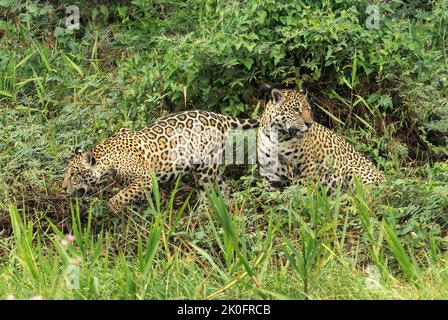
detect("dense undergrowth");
top-left (0, 0), bottom-right (447, 299)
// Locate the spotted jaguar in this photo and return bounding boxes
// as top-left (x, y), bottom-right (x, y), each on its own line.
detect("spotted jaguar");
top-left (62, 110), bottom-right (258, 213)
top-left (256, 84), bottom-right (385, 193)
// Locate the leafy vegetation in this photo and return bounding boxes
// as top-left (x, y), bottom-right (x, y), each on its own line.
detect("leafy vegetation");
top-left (0, 0), bottom-right (447, 299)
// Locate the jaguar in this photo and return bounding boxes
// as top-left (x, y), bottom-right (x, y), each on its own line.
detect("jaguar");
top-left (62, 110), bottom-right (258, 213)
top-left (256, 84), bottom-right (385, 193)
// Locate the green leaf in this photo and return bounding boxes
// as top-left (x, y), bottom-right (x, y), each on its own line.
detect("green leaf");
top-left (242, 57), bottom-right (254, 70)
top-left (351, 49), bottom-right (357, 86)
top-left (53, 27), bottom-right (65, 38)
top-left (243, 42), bottom-right (257, 53)
top-left (0, 0), bottom-right (12, 7)
top-left (382, 219), bottom-right (421, 283)
top-left (18, 13), bottom-right (31, 23)
top-left (0, 90), bottom-right (13, 98)
top-left (64, 54), bottom-right (84, 77)
top-left (379, 94), bottom-right (393, 111)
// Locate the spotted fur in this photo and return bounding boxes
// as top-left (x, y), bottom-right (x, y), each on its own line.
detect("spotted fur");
top-left (257, 84), bottom-right (385, 192)
top-left (62, 110), bottom-right (258, 213)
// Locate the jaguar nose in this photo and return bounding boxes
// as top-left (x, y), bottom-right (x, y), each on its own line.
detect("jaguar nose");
top-left (62, 185), bottom-right (71, 194)
top-left (74, 188), bottom-right (86, 197)
top-left (288, 127), bottom-right (300, 137)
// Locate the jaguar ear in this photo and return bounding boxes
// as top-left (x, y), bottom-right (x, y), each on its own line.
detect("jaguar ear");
top-left (84, 152), bottom-right (97, 166)
top-left (74, 147), bottom-right (83, 155)
top-left (271, 89), bottom-right (282, 104)
top-left (256, 84), bottom-right (273, 100)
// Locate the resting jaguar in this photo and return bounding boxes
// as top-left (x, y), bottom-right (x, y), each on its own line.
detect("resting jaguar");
top-left (257, 84), bottom-right (385, 193)
top-left (62, 110), bottom-right (258, 213)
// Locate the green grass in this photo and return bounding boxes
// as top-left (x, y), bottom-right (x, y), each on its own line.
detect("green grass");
top-left (2, 178), bottom-right (448, 300)
top-left (1, 0), bottom-right (448, 300)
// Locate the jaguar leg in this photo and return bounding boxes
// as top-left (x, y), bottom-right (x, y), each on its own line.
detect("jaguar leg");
top-left (107, 181), bottom-right (151, 214)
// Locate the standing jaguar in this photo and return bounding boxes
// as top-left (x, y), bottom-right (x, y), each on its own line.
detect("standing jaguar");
top-left (62, 110), bottom-right (258, 213)
top-left (257, 84), bottom-right (385, 193)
